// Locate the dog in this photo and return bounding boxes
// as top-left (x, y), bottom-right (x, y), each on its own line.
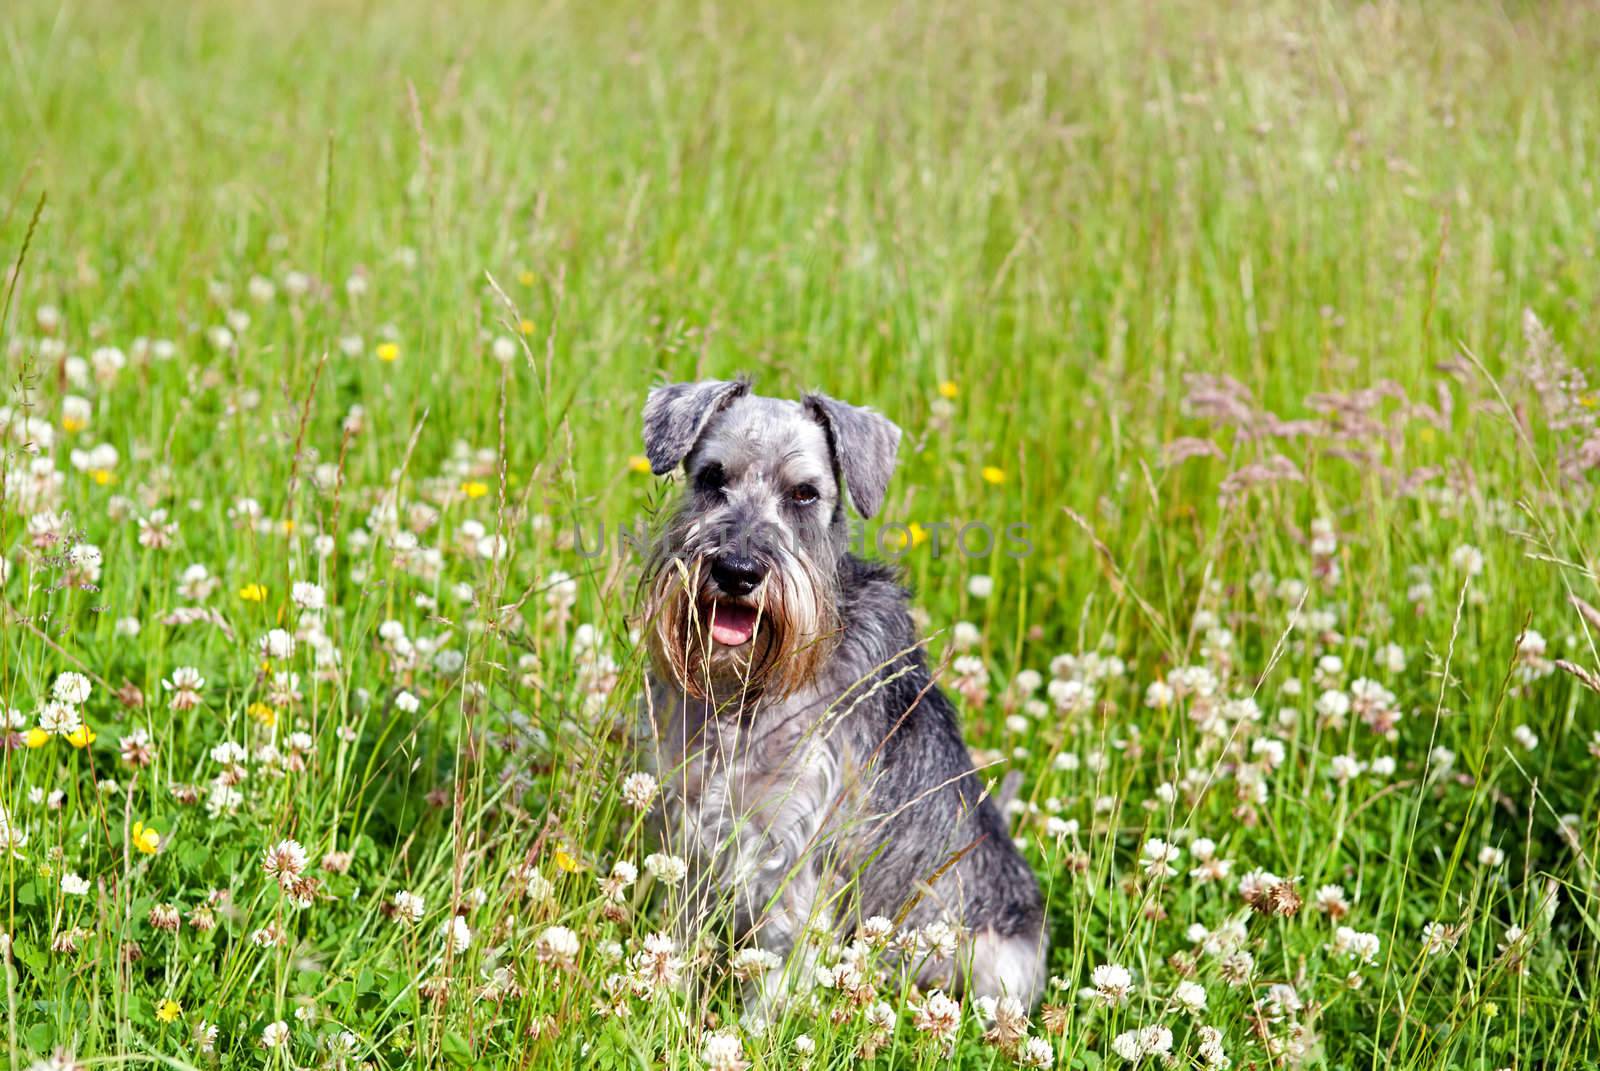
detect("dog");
top-left (636, 377), bottom-right (1047, 1011)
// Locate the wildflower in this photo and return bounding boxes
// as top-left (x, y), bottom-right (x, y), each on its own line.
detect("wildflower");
top-left (644, 852), bottom-right (688, 884)
top-left (620, 771), bottom-right (659, 811)
top-left (61, 873), bottom-right (91, 895)
top-left (376, 342), bottom-right (400, 363)
top-left (131, 822), bottom-right (161, 854)
top-left (983, 995), bottom-right (1030, 1050)
top-left (149, 903), bottom-right (181, 932)
top-left (394, 690), bottom-right (420, 714)
top-left (911, 990), bottom-right (962, 1045)
top-left (1330, 926), bottom-right (1381, 964)
top-left (1450, 544), bottom-right (1485, 576)
top-left (730, 946), bottom-right (781, 980)
top-left (1111, 1025), bottom-right (1173, 1062)
top-left (161, 667), bottom-right (205, 711)
top-left (630, 932), bottom-right (683, 993)
top-left (794, 1034), bottom-right (816, 1057)
top-left (1141, 838), bottom-right (1182, 878)
top-left (1089, 963), bottom-right (1134, 1005)
top-left (627, 455), bottom-right (652, 474)
top-left (1512, 724), bottom-right (1539, 751)
top-left (1172, 979), bottom-right (1208, 1013)
top-left (536, 925), bottom-right (580, 969)
top-left (260, 1021), bottom-right (289, 1048)
top-left (238, 583), bottom-right (267, 602)
top-left (66, 724), bottom-right (96, 749)
top-left (1479, 845), bottom-right (1506, 866)
top-left (702, 1031), bottom-right (749, 1071)
top-left (260, 629), bottom-right (296, 661)
top-left (441, 915), bottom-right (472, 954)
top-left (262, 840), bottom-right (308, 886)
top-left (460, 480), bottom-right (489, 499)
top-left (53, 672), bottom-right (92, 706)
top-left (968, 574), bottom-right (994, 599)
top-left (393, 890), bottom-right (425, 924)
top-left (981, 466), bottom-right (1006, 485)
top-left (156, 999), bottom-right (182, 1023)
top-left (24, 728), bottom-right (49, 749)
top-left (938, 380), bottom-right (959, 398)
top-left (1422, 921), bottom-right (1461, 956)
top-left (290, 582), bottom-right (326, 611)
top-left (1313, 884), bottom-right (1350, 918)
top-left (193, 1021), bottom-right (218, 1053)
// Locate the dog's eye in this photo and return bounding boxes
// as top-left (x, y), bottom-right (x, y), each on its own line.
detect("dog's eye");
top-left (789, 483), bottom-right (820, 506)
top-left (695, 463), bottom-right (726, 494)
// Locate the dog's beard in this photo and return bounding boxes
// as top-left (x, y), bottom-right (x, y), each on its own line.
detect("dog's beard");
top-left (641, 552), bottom-right (837, 704)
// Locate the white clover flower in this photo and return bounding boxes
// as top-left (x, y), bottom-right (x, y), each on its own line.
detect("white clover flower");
top-left (52, 672), bottom-right (92, 706)
top-left (967, 574), bottom-right (994, 599)
top-left (1450, 544), bottom-right (1485, 577)
top-left (1090, 962), bottom-right (1133, 1004)
top-left (702, 1030), bottom-right (748, 1071)
top-left (644, 852), bottom-right (688, 885)
top-left (620, 772), bottom-right (658, 811)
top-left (394, 690), bottom-right (420, 714)
top-left (61, 872), bottom-right (91, 895)
top-left (261, 1020), bottom-right (290, 1048)
top-left (393, 890), bottom-right (425, 924)
top-left (536, 925), bottom-right (580, 968)
top-left (441, 915), bottom-right (472, 954)
top-left (291, 582), bottom-right (326, 611)
top-left (1141, 838), bottom-right (1181, 878)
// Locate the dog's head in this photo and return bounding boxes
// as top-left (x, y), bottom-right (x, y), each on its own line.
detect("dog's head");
top-left (638, 378), bottom-right (901, 702)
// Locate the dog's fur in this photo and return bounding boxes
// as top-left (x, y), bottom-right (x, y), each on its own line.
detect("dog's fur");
top-left (637, 378), bottom-right (1047, 1009)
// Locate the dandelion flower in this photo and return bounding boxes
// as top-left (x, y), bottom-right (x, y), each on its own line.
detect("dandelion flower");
top-left (981, 465), bottom-right (1006, 485)
top-left (238, 583), bottom-right (267, 602)
top-left (156, 998), bottom-right (182, 1023)
top-left (376, 342), bottom-right (400, 363)
top-left (938, 380), bottom-right (959, 399)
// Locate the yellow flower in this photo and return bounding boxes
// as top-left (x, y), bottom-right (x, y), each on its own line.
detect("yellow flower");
top-left (627, 455), bottom-right (652, 475)
top-left (62, 416), bottom-right (87, 433)
top-left (248, 702), bottom-right (277, 728)
top-left (1580, 393), bottom-right (1598, 410)
top-left (519, 318), bottom-right (536, 336)
top-left (376, 341), bottom-right (400, 363)
top-left (937, 381), bottom-right (959, 399)
top-left (66, 725), bottom-right (96, 749)
top-left (281, 519), bottom-right (295, 534)
top-left (981, 466), bottom-right (1006, 485)
top-left (1483, 1001), bottom-right (1499, 1019)
top-left (89, 469), bottom-right (115, 486)
top-left (132, 822), bottom-right (161, 854)
top-left (238, 583), bottom-right (267, 602)
top-left (553, 847), bottom-right (580, 873)
top-left (517, 270), bottom-right (536, 286)
top-left (461, 480), bottom-right (489, 499)
top-left (156, 998), bottom-right (181, 1023)
top-left (1418, 426), bottom-right (1437, 445)
top-left (909, 522), bottom-right (929, 547)
top-left (24, 727), bottom-right (49, 749)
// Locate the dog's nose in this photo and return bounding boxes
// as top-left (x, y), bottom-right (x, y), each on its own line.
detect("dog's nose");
top-left (710, 553), bottom-right (767, 597)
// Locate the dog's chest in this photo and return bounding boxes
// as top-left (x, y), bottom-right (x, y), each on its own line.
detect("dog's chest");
top-left (651, 687), bottom-right (855, 885)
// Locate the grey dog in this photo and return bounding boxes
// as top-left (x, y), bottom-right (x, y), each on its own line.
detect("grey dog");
top-left (637, 377), bottom-right (1047, 1009)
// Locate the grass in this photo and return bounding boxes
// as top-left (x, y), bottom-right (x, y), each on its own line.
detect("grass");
top-left (3, 0), bottom-right (1600, 1066)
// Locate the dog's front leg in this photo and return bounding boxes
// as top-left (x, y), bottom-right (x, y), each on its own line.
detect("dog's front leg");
top-left (740, 860), bottom-right (837, 1028)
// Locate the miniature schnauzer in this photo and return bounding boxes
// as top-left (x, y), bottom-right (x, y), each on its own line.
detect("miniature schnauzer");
top-left (637, 377), bottom-right (1047, 1009)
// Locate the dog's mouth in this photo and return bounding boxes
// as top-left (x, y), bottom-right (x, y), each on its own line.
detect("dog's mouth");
top-left (704, 599), bottom-right (759, 648)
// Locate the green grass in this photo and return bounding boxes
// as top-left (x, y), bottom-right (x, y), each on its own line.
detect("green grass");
top-left (3, 0), bottom-right (1600, 1066)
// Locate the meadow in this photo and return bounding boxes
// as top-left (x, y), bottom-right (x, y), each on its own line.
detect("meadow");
top-left (3, 0), bottom-right (1600, 1067)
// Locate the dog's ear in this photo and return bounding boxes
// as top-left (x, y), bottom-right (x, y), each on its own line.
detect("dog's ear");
top-left (641, 378), bottom-right (750, 475)
top-left (804, 392), bottom-right (901, 519)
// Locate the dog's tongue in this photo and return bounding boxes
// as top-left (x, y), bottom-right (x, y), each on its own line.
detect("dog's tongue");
top-left (709, 602), bottom-right (758, 647)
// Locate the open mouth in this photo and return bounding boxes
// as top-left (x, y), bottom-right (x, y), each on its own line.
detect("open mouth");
top-left (705, 599), bottom-right (759, 647)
